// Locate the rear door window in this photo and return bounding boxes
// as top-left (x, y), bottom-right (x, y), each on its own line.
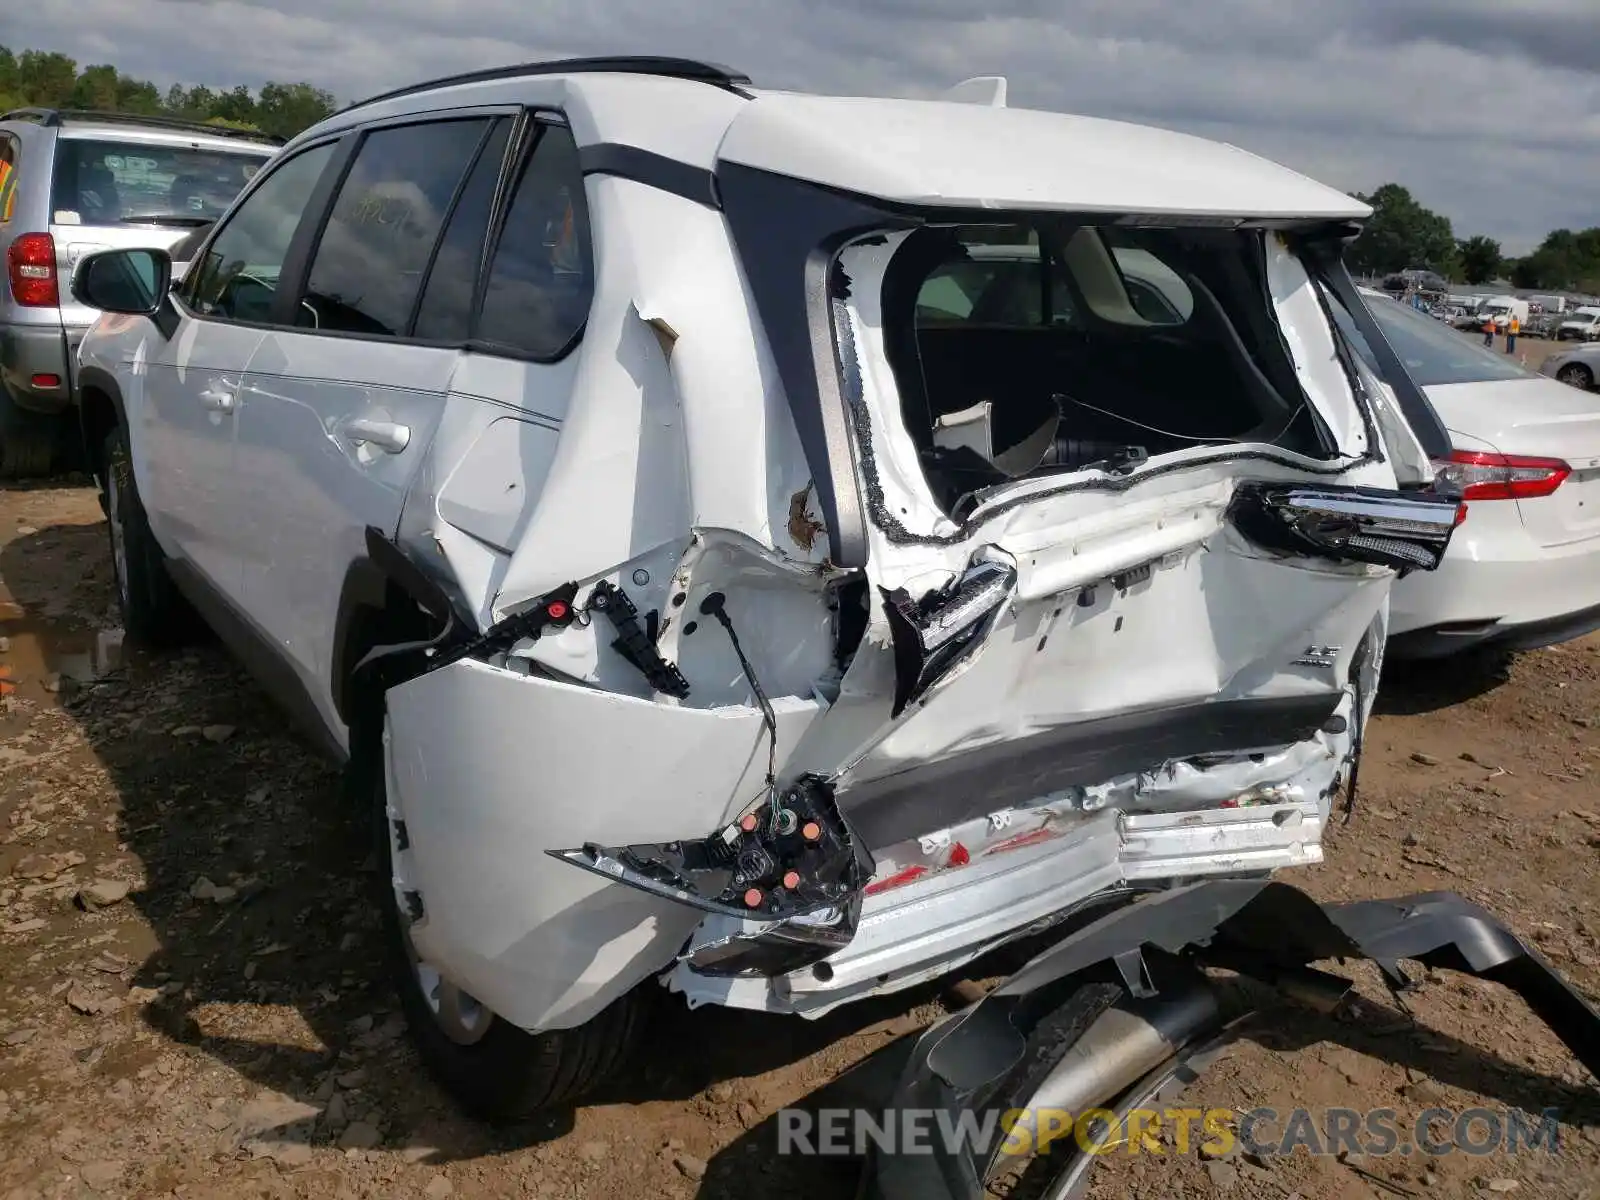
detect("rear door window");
top-left (411, 119), bottom-right (512, 342)
top-left (297, 118), bottom-right (493, 338)
top-left (473, 122), bottom-right (593, 359)
top-left (50, 137), bottom-right (269, 227)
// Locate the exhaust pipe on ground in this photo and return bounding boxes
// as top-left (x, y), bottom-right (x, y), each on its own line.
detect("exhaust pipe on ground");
top-left (988, 977), bottom-right (1222, 1171)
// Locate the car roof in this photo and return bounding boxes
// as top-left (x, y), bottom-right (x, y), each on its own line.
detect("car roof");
top-left (323, 60), bottom-right (1370, 224)
top-left (1, 107), bottom-right (281, 152)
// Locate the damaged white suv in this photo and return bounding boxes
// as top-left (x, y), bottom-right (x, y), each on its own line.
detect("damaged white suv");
top-left (72, 58), bottom-right (1465, 1118)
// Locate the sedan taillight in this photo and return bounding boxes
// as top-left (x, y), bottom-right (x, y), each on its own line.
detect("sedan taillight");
top-left (6, 233), bottom-right (58, 307)
top-left (1433, 450), bottom-right (1570, 501)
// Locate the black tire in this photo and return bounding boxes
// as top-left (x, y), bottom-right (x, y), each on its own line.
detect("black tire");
top-left (354, 717), bottom-right (650, 1121)
top-left (1556, 363), bottom-right (1594, 391)
top-left (103, 425), bottom-right (196, 646)
top-left (0, 388), bottom-right (61, 479)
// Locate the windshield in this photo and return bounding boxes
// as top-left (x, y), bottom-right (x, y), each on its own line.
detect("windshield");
top-left (51, 137), bottom-right (270, 226)
top-left (1339, 293), bottom-right (1539, 386)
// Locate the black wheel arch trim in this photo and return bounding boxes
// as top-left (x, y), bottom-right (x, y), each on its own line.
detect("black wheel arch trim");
top-left (331, 526), bottom-right (477, 727)
top-left (73, 363), bottom-right (128, 470)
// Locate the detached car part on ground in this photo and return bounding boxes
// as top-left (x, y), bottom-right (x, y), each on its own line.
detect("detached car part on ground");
top-left (66, 59), bottom-right (1598, 1159)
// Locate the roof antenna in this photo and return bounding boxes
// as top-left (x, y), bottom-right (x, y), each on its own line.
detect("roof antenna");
top-left (941, 76), bottom-right (1007, 107)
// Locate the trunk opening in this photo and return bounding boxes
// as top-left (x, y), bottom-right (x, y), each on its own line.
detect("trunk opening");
top-left (869, 220), bottom-right (1349, 521)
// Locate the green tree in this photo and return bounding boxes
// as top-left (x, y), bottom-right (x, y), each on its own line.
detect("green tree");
top-left (1457, 235), bottom-right (1503, 285)
top-left (1508, 228), bottom-right (1600, 293)
top-left (254, 82), bottom-right (336, 140)
top-left (115, 77), bottom-right (162, 115)
top-left (16, 49), bottom-right (78, 106)
top-left (1347, 183), bottom-right (1461, 280)
top-left (68, 63), bottom-right (120, 110)
top-left (210, 84), bottom-right (258, 125)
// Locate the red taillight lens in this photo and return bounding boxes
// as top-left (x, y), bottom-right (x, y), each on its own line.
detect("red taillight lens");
top-left (1433, 450), bottom-right (1570, 501)
top-left (6, 233), bottom-right (58, 307)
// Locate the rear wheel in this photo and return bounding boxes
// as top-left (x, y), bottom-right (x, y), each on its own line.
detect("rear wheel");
top-left (355, 717), bottom-right (650, 1120)
top-left (103, 425), bottom-right (195, 646)
top-left (1556, 363), bottom-right (1595, 390)
top-left (0, 389), bottom-right (61, 479)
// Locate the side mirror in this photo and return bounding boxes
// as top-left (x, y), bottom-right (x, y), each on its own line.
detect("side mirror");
top-left (71, 247), bottom-right (173, 316)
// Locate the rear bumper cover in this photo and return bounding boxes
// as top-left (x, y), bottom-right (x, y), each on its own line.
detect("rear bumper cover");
top-left (0, 321), bottom-right (77, 412)
top-left (865, 881), bottom-right (1600, 1200)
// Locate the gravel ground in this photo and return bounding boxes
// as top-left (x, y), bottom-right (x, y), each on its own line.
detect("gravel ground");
top-left (0, 478), bottom-right (1597, 1200)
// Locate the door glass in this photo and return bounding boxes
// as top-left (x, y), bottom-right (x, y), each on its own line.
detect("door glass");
top-left (474, 123), bottom-right (594, 359)
top-left (412, 119), bottom-right (511, 342)
top-left (182, 142), bottom-right (337, 325)
top-left (298, 118), bottom-right (491, 338)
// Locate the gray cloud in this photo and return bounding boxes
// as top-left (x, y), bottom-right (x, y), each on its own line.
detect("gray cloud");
top-left (8, 0), bottom-right (1598, 252)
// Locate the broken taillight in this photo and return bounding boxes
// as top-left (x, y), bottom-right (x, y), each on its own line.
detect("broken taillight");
top-left (6, 233), bottom-right (58, 308)
top-left (1433, 450), bottom-right (1570, 501)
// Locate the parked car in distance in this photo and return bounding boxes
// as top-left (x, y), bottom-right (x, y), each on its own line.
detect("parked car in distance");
top-left (0, 107), bottom-right (278, 477)
top-left (1476, 295), bottom-right (1530, 330)
top-left (72, 57), bottom-right (1467, 1129)
top-left (1340, 289), bottom-right (1600, 658)
top-left (1541, 340), bottom-right (1600, 391)
top-left (1557, 309), bottom-right (1600, 342)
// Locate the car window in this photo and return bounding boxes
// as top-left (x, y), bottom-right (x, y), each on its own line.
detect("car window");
top-left (297, 118), bottom-right (492, 338)
top-left (915, 251), bottom-right (1076, 328)
top-left (1336, 292), bottom-right (1539, 386)
top-left (50, 137), bottom-right (268, 227)
top-left (181, 141), bottom-right (336, 325)
top-left (473, 123), bottom-right (593, 359)
top-left (412, 119), bottom-right (511, 343)
top-left (0, 136), bottom-right (18, 223)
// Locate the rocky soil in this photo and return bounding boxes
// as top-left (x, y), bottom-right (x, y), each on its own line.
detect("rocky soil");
top-left (0, 479), bottom-right (1597, 1200)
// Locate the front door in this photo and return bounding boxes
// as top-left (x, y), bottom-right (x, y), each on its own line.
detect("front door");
top-left (140, 140), bottom-right (341, 605)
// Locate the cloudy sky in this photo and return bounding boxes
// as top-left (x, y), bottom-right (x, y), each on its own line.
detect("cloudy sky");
top-left (11, 0), bottom-right (1599, 253)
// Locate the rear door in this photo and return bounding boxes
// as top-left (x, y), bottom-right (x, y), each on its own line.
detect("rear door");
top-left (232, 111), bottom-right (514, 737)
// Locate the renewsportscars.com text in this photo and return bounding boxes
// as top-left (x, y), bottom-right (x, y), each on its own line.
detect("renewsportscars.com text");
top-left (776, 1105), bottom-right (1563, 1159)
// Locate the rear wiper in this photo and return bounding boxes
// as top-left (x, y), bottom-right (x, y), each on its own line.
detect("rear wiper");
top-left (117, 214), bottom-right (214, 228)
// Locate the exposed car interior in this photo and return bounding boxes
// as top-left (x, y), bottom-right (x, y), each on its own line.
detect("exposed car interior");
top-left (879, 222), bottom-right (1337, 515)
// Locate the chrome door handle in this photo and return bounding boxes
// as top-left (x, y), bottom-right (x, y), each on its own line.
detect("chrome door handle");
top-left (198, 388), bottom-right (235, 413)
top-left (344, 418), bottom-right (411, 454)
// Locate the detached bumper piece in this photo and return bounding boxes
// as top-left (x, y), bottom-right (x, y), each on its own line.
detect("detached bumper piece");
top-left (865, 882), bottom-right (1600, 1200)
top-left (552, 774), bottom-right (875, 976)
top-left (1228, 483), bottom-right (1463, 575)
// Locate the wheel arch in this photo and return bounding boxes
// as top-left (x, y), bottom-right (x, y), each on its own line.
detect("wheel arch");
top-left (75, 365), bottom-right (127, 485)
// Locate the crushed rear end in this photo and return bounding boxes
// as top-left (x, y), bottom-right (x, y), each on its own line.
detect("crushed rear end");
top-left (372, 90), bottom-right (1480, 1042)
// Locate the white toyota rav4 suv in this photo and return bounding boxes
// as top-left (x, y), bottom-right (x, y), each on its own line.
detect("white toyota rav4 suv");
top-left (71, 58), bottom-right (1464, 1119)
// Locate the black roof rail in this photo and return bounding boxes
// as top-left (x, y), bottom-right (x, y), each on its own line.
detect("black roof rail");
top-left (344, 56), bottom-right (753, 115)
top-left (0, 106), bottom-right (284, 145)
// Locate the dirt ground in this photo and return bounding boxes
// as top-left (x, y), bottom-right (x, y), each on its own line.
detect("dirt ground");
top-left (0, 476), bottom-right (1597, 1200)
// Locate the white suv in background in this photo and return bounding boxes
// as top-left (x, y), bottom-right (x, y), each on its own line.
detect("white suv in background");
top-left (71, 57), bottom-right (1463, 1118)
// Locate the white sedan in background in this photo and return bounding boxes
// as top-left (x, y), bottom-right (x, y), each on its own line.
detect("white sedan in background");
top-left (1540, 340), bottom-right (1600, 392)
top-left (1341, 290), bottom-right (1600, 659)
